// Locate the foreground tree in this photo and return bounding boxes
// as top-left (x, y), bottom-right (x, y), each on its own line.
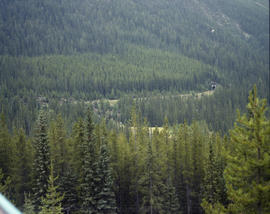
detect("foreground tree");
top-left (80, 109), bottom-right (98, 213)
top-left (95, 122), bottom-right (117, 213)
top-left (202, 86), bottom-right (270, 214)
top-left (224, 86), bottom-right (270, 214)
top-left (39, 163), bottom-right (64, 214)
top-left (32, 110), bottom-right (50, 208)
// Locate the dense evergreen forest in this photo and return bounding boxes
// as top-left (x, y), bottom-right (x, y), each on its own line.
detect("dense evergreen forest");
top-left (0, 87), bottom-right (269, 214)
top-left (0, 0), bottom-right (269, 133)
top-left (0, 0), bottom-right (269, 213)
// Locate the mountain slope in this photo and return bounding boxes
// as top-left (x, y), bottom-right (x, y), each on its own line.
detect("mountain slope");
top-left (0, 0), bottom-right (268, 56)
top-left (0, 0), bottom-right (268, 132)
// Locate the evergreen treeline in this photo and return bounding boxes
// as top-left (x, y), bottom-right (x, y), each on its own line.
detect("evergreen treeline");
top-left (0, 86), bottom-right (269, 213)
top-left (0, 44), bottom-right (268, 134)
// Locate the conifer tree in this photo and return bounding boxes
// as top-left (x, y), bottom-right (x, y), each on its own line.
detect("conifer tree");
top-left (39, 163), bottom-right (64, 214)
top-left (171, 127), bottom-right (179, 186)
top-left (161, 177), bottom-right (180, 214)
top-left (139, 127), bottom-right (163, 214)
top-left (224, 86), bottom-right (270, 214)
top-left (48, 114), bottom-right (75, 211)
top-left (96, 121), bottom-right (117, 213)
top-left (142, 132), bottom-right (156, 213)
top-left (129, 104), bottom-right (140, 213)
top-left (203, 140), bottom-right (219, 204)
top-left (80, 108), bottom-right (98, 213)
top-left (59, 170), bottom-right (78, 213)
top-left (190, 122), bottom-right (206, 214)
top-left (215, 135), bottom-right (227, 206)
top-left (32, 110), bottom-right (50, 208)
top-left (159, 118), bottom-right (180, 213)
top-left (201, 135), bottom-right (227, 214)
top-left (72, 118), bottom-right (85, 176)
top-left (183, 122), bottom-right (192, 214)
top-left (48, 114), bottom-right (67, 179)
top-left (12, 129), bottom-right (32, 206)
top-left (109, 131), bottom-right (132, 213)
top-left (23, 193), bottom-right (35, 214)
top-left (70, 118), bottom-right (85, 211)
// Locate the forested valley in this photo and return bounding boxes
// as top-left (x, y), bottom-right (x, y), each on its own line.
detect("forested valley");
top-left (0, 0), bottom-right (269, 213)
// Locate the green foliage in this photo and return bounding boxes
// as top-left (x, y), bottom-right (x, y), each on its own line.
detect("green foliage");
top-left (0, 168), bottom-right (11, 196)
top-left (48, 114), bottom-right (68, 177)
top-left (161, 177), bottom-right (180, 214)
top-left (0, 0), bottom-right (268, 61)
top-left (12, 129), bottom-right (33, 206)
top-left (71, 118), bottom-right (85, 176)
top-left (224, 86), bottom-right (270, 213)
top-left (0, 0), bottom-right (268, 134)
top-left (0, 87), bottom-right (269, 213)
top-left (204, 141), bottom-right (219, 203)
top-left (201, 134), bottom-right (227, 214)
top-left (0, 112), bottom-right (12, 178)
top-left (23, 193), bottom-right (35, 214)
top-left (139, 127), bottom-right (163, 214)
top-left (39, 163), bottom-right (64, 214)
top-left (201, 199), bottom-right (226, 214)
top-left (58, 170), bottom-right (78, 213)
top-left (80, 109), bottom-right (98, 213)
top-left (32, 110), bottom-right (50, 208)
top-left (0, 1), bottom-right (269, 212)
top-left (95, 122), bottom-right (117, 213)
top-left (108, 131), bottom-right (132, 213)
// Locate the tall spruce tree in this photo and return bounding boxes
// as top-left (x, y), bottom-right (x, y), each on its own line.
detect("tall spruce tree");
top-left (48, 114), bottom-right (75, 212)
top-left (32, 110), bottom-right (50, 209)
top-left (96, 122), bottom-right (117, 213)
top-left (69, 118), bottom-right (85, 212)
top-left (48, 114), bottom-right (68, 180)
top-left (224, 86), bottom-right (270, 213)
top-left (139, 126), bottom-right (163, 214)
top-left (80, 108), bottom-right (98, 213)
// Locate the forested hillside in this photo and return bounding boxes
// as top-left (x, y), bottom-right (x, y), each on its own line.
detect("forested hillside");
top-left (0, 0), bottom-right (269, 133)
top-left (0, 0), bottom-right (269, 213)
